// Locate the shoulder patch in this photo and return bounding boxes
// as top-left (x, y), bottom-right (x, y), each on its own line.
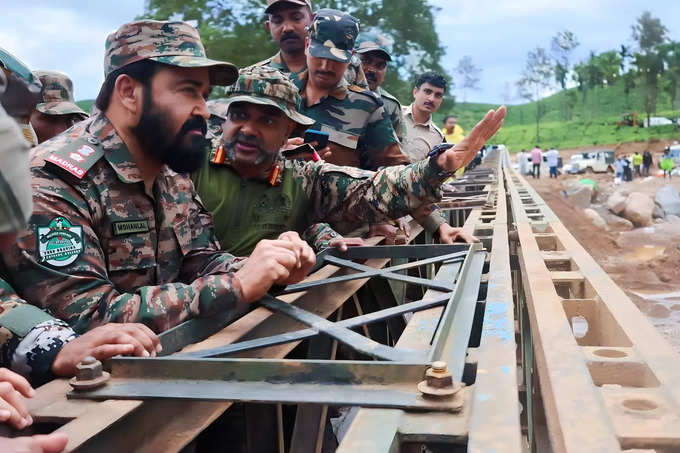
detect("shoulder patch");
top-left (44, 138), bottom-right (104, 179)
top-left (37, 216), bottom-right (84, 267)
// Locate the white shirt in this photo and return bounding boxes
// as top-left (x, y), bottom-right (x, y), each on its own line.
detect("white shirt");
top-left (546, 149), bottom-right (559, 167)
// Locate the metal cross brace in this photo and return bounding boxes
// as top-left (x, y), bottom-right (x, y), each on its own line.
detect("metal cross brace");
top-left (282, 249), bottom-right (466, 294)
top-left (180, 294), bottom-right (452, 359)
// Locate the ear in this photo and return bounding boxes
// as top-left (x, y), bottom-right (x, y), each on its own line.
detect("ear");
top-left (413, 86), bottom-right (418, 99)
top-left (265, 20), bottom-right (271, 33)
top-left (304, 36), bottom-right (310, 53)
top-left (114, 74), bottom-right (143, 116)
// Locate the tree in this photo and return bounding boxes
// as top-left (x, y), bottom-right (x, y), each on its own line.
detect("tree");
top-left (659, 42), bottom-right (680, 110)
top-left (454, 56), bottom-right (481, 103)
top-left (516, 47), bottom-right (553, 144)
top-left (551, 30), bottom-right (579, 89)
top-left (631, 11), bottom-right (668, 124)
top-left (141, 0), bottom-right (449, 102)
top-left (596, 51), bottom-right (622, 86)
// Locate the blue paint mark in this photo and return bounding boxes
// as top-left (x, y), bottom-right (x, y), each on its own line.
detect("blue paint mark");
top-left (479, 302), bottom-right (513, 343)
top-left (501, 366), bottom-right (511, 374)
top-left (477, 393), bottom-right (490, 402)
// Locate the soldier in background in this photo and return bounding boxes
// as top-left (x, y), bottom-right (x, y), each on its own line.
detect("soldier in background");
top-left (355, 31), bottom-right (405, 143)
top-left (297, 9), bottom-right (408, 169)
top-left (253, 0), bottom-right (366, 89)
top-left (30, 70), bottom-right (89, 144)
top-left (1, 20), bottom-right (316, 336)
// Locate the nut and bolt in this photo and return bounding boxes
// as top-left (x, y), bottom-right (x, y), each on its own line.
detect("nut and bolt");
top-left (69, 356), bottom-right (110, 391)
top-left (417, 361), bottom-right (463, 399)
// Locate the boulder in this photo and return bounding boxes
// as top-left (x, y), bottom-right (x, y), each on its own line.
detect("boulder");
top-left (583, 208), bottom-right (609, 230)
top-left (607, 191), bottom-right (628, 214)
top-left (653, 203), bottom-right (665, 219)
top-left (605, 214), bottom-right (634, 231)
top-left (622, 192), bottom-right (654, 227)
top-left (564, 184), bottom-right (593, 209)
top-left (654, 185), bottom-right (680, 217)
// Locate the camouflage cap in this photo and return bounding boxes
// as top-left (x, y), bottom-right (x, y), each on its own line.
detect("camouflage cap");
top-left (265, 0), bottom-right (312, 14)
top-left (225, 66), bottom-right (314, 126)
top-left (33, 71), bottom-right (88, 119)
top-left (307, 9), bottom-right (360, 64)
top-left (104, 20), bottom-right (238, 86)
top-left (355, 31), bottom-right (392, 61)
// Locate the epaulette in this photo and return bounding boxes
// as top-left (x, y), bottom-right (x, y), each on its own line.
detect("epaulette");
top-left (43, 137), bottom-right (104, 180)
top-left (380, 88), bottom-right (402, 106)
top-left (347, 85), bottom-right (384, 107)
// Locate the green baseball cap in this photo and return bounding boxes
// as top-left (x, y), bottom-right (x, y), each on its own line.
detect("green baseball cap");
top-left (34, 71), bottom-right (88, 119)
top-left (104, 20), bottom-right (238, 86)
top-left (307, 9), bottom-right (360, 64)
top-left (265, 0), bottom-right (312, 14)
top-left (355, 31), bottom-right (392, 61)
top-left (225, 66), bottom-right (314, 126)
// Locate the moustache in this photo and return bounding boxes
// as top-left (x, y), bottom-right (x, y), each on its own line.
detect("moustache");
top-left (424, 102), bottom-right (435, 108)
top-left (225, 132), bottom-right (263, 152)
top-left (179, 115), bottom-right (207, 137)
top-left (280, 32), bottom-right (302, 42)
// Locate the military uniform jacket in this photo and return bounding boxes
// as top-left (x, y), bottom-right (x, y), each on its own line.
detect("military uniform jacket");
top-left (0, 277), bottom-right (76, 386)
top-left (2, 114), bottom-right (247, 334)
top-left (297, 71), bottom-right (409, 170)
top-left (193, 154), bottom-right (448, 256)
top-left (377, 87), bottom-right (406, 143)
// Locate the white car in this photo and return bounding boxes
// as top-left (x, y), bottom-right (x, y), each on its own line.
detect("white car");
top-left (565, 150), bottom-right (614, 174)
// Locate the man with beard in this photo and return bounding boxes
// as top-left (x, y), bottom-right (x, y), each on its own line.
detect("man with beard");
top-left (402, 71), bottom-right (447, 163)
top-left (252, 0), bottom-right (366, 89)
top-left (1, 20), bottom-right (316, 335)
top-left (194, 66), bottom-right (505, 256)
top-left (30, 71), bottom-right (89, 144)
top-left (355, 31), bottom-right (405, 143)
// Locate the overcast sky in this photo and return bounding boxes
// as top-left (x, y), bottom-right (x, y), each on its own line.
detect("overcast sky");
top-left (1, 1), bottom-right (678, 104)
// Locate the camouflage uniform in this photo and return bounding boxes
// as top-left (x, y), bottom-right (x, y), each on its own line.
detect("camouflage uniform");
top-left (355, 31), bottom-right (406, 143)
top-left (298, 10), bottom-right (408, 170)
top-left (34, 71), bottom-right (88, 120)
top-left (1, 51), bottom-right (78, 386)
top-left (1, 20), bottom-right (246, 334)
top-left (194, 66), bottom-right (451, 255)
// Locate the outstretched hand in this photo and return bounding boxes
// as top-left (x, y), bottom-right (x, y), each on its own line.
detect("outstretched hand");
top-left (437, 106), bottom-right (506, 172)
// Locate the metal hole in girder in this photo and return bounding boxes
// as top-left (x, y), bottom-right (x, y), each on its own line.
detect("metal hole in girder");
top-left (593, 348), bottom-right (627, 358)
top-left (622, 398), bottom-right (658, 412)
top-left (571, 316), bottom-right (588, 339)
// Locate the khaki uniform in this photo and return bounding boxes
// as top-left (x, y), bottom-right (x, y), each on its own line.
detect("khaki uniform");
top-left (401, 103), bottom-right (445, 162)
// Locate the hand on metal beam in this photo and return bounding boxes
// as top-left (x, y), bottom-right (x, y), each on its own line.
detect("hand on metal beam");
top-left (236, 231), bottom-right (316, 302)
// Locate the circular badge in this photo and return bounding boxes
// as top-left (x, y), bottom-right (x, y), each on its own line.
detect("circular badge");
top-left (37, 217), bottom-right (84, 267)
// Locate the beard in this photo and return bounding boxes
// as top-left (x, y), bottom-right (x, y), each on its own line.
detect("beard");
top-left (132, 88), bottom-right (209, 173)
top-left (223, 131), bottom-right (276, 167)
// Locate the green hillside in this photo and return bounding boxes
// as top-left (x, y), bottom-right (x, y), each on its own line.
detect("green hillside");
top-left (437, 79), bottom-right (680, 152)
top-left (76, 99), bottom-right (94, 113)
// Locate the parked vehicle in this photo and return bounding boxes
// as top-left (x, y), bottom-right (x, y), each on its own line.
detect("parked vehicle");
top-left (563, 150), bottom-right (614, 174)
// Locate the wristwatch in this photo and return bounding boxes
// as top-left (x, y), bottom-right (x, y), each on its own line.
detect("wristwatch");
top-left (428, 143), bottom-right (456, 177)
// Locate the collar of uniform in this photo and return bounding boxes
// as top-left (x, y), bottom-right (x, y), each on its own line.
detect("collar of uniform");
top-left (269, 51), bottom-right (290, 72)
top-left (86, 113), bottom-right (144, 184)
top-left (298, 70), bottom-right (349, 105)
top-left (404, 103), bottom-right (435, 128)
